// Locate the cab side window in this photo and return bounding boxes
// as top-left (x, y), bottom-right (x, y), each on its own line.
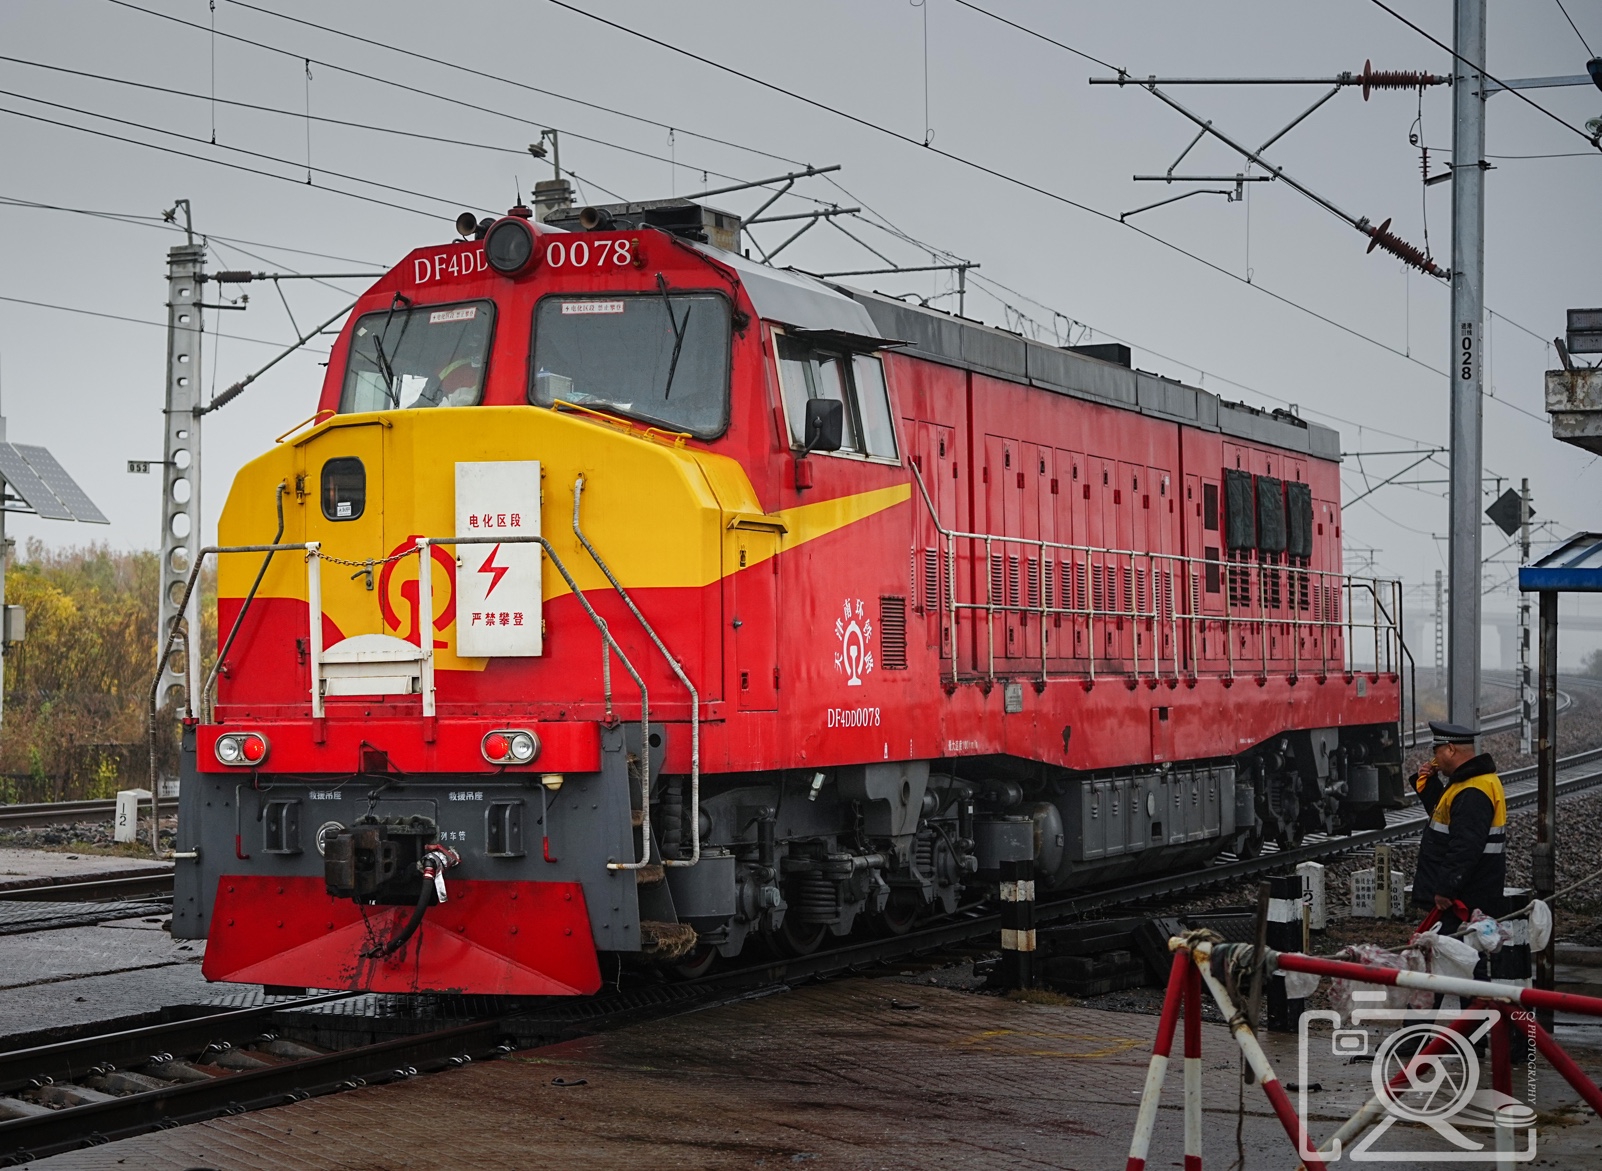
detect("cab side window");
top-left (321, 457), bottom-right (365, 521)
top-left (775, 333), bottom-right (897, 460)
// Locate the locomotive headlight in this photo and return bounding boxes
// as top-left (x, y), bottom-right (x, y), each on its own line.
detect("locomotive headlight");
top-left (482, 728), bottom-right (540, 765)
top-left (215, 731), bottom-right (269, 766)
top-left (483, 216), bottom-right (539, 276)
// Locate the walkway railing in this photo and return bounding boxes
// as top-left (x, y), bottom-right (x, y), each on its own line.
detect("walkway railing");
top-left (910, 463), bottom-right (1402, 688)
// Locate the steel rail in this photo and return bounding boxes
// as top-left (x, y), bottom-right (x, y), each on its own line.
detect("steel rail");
top-left (0, 873), bottom-right (175, 902)
top-left (0, 798), bottom-right (176, 830)
top-left (0, 1017), bottom-right (507, 1163)
top-left (0, 994), bottom-right (356, 1092)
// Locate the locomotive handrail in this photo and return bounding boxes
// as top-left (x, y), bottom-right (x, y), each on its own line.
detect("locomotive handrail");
top-left (571, 474), bottom-right (702, 868)
top-left (146, 540), bottom-right (320, 838)
top-left (908, 462), bottom-right (1401, 688)
top-left (411, 533), bottom-right (656, 872)
top-left (201, 484), bottom-right (288, 723)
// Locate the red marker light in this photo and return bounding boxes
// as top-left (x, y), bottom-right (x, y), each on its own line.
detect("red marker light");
top-left (481, 729), bottom-right (539, 765)
top-left (214, 731), bottom-right (269, 767)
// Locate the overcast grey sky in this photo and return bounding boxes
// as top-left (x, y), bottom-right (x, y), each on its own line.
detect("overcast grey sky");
top-left (1, 0), bottom-right (1599, 660)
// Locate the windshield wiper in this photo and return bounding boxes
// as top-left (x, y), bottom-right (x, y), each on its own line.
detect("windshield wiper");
top-left (656, 274), bottom-right (692, 401)
top-left (372, 292), bottom-right (410, 406)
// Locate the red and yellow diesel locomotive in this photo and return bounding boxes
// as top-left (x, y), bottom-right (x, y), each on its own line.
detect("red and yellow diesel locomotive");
top-left (172, 199), bottom-right (1405, 995)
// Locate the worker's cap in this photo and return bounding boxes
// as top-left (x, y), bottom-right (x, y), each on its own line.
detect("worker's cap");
top-left (1428, 720), bottom-right (1477, 746)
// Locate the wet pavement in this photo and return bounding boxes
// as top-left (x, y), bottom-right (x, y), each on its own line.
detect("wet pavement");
top-left (14, 973), bottom-right (1602, 1170)
top-left (0, 847), bottom-right (170, 893)
top-left (0, 917), bottom-right (214, 1041)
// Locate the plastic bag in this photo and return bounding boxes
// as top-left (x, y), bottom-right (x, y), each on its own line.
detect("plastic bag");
top-left (1465, 910), bottom-right (1511, 954)
top-left (1330, 942), bottom-right (1432, 1018)
top-left (1527, 900), bottom-right (1553, 951)
top-left (1283, 968), bottom-right (1321, 999)
top-left (1414, 927), bottom-right (1479, 982)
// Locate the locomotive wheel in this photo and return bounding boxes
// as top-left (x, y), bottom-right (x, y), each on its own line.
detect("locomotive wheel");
top-left (1236, 830), bottom-right (1263, 860)
top-left (769, 916), bottom-right (828, 957)
top-left (1275, 822), bottom-right (1305, 850)
top-left (877, 892), bottom-right (920, 936)
top-left (673, 944), bottom-right (718, 980)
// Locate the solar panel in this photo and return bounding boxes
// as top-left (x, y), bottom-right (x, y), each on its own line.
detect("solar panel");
top-left (0, 442), bottom-right (72, 520)
top-left (14, 444), bottom-right (108, 524)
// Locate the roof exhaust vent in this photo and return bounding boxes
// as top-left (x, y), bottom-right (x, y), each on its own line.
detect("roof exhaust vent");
top-left (1064, 342), bottom-right (1131, 368)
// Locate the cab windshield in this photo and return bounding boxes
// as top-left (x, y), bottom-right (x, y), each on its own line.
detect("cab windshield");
top-left (340, 299), bottom-right (494, 413)
top-left (529, 292), bottom-right (731, 437)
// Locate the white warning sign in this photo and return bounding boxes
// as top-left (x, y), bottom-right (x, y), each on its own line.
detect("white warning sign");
top-left (455, 461), bottom-right (542, 657)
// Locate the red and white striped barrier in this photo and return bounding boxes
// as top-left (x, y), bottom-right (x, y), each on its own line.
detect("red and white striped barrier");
top-left (1128, 936), bottom-right (1602, 1168)
top-left (1124, 951), bottom-right (1229, 1171)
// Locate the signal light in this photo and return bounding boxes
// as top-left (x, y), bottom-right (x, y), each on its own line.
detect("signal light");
top-left (484, 216), bottom-right (539, 276)
top-left (482, 728), bottom-right (540, 766)
top-left (215, 731), bottom-right (269, 767)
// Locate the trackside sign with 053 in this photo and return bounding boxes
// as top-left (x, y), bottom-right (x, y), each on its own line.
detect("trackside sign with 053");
top-left (455, 461), bottom-right (542, 657)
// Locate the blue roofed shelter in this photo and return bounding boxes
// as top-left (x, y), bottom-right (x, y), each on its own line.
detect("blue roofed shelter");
top-left (1518, 533), bottom-right (1602, 1018)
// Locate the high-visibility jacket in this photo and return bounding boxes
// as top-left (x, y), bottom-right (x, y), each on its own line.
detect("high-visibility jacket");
top-left (1411, 753), bottom-right (1507, 913)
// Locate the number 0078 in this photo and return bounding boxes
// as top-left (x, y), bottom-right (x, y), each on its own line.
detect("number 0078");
top-left (544, 238), bottom-right (634, 268)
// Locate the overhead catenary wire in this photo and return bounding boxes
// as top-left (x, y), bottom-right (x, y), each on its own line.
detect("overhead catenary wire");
top-left (0, 88), bottom-right (486, 219)
top-left (0, 53), bottom-right (763, 195)
top-left (0, 194), bottom-right (385, 267)
top-left (0, 293), bottom-right (330, 353)
top-left (102, 0), bottom-right (809, 195)
top-left (949, 0), bottom-right (1122, 72)
top-left (786, 30), bottom-right (1561, 433)
top-left (1366, 0), bottom-right (1602, 149)
top-left (825, 185), bottom-right (1532, 458)
top-left (215, 0), bottom-right (806, 168)
top-left (0, 104), bottom-right (450, 221)
top-left (104, 0), bottom-right (1542, 414)
top-left (87, 0), bottom-right (1435, 429)
top-left (15, 6), bottom-right (1576, 519)
top-left (536, 0), bottom-right (1526, 395)
top-left (1553, 0), bottom-right (1595, 57)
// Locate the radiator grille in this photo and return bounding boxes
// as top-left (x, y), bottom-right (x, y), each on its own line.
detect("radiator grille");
top-left (879, 595), bottom-right (908, 670)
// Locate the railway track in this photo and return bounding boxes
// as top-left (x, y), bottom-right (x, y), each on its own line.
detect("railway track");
top-left (0, 995), bottom-right (514, 1165)
top-left (1401, 676), bottom-right (1576, 748)
top-left (0, 969), bottom-right (819, 1162)
top-left (0, 798), bottom-right (175, 831)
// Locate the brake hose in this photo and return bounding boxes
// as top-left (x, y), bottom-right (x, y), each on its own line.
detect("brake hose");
top-left (361, 846), bottom-right (459, 959)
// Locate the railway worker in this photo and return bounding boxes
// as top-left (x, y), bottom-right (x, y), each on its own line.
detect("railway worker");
top-left (405, 357), bottom-right (482, 409)
top-left (1411, 720), bottom-right (1508, 963)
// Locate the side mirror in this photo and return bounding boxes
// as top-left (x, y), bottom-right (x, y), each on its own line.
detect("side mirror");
top-left (803, 398), bottom-right (844, 454)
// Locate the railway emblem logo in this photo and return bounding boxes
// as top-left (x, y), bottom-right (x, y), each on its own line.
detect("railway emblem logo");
top-left (378, 536), bottom-right (457, 649)
top-left (833, 598), bottom-right (873, 686)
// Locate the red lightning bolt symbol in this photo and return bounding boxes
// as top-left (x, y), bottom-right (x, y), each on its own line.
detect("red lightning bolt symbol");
top-left (478, 544), bottom-right (509, 598)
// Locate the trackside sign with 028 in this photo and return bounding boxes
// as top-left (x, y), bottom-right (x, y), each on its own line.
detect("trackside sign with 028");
top-left (455, 461), bottom-right (542, 657)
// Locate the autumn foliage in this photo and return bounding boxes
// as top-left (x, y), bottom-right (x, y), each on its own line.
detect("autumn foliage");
top-left (0, 542), bottom-right (210, 801)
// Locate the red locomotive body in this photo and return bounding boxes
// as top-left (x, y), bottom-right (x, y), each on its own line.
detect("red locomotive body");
top-left (173, 200), bottom-right (1404, 994)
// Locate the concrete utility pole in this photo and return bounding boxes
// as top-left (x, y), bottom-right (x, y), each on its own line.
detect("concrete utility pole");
top-left (1518, 478), bottom-right (1533, 755)
top-left (157, 205), bottom-right (204, 756)
top-left (1446, 0), bottom-right (1487, 729)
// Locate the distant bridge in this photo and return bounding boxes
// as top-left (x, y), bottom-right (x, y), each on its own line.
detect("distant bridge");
top-left (1402, 611), bottom-right (1602, 671)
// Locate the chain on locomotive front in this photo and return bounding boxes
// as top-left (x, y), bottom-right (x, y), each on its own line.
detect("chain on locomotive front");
top-left (172, 201), bottom-right (1405, 995)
